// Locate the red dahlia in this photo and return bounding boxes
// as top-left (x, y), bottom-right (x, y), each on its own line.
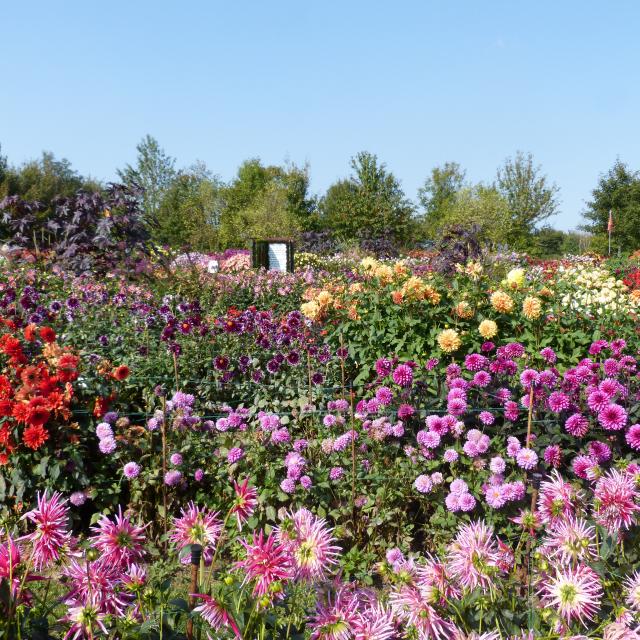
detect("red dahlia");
top-left (23, 424), bottom-right (49, 450)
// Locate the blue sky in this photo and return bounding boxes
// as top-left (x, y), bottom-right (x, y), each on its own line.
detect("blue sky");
top-left (1, 0), bottom-right (639, 230)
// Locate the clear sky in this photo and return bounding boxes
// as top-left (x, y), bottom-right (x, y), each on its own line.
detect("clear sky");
top-left (1, 0), bottom-right (639, 230)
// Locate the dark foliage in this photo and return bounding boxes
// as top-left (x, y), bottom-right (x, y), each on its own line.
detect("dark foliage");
top-left (0, 183), bottom-right (156, 275)
top-left (357, 227), bottom-right (399, 258)
top-left (430, 223), bottom-right (484, 274)
top-left (298, 230), bottom-right (339, 255)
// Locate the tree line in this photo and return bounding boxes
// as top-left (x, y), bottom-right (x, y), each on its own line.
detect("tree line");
top-left (1, 136), bottom-right (637, 256)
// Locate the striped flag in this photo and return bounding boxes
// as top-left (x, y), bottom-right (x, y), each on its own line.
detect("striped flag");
top-left (608, 209), bottom-right (614, 233)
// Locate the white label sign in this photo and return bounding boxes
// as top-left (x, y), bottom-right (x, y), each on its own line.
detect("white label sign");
top-left (268, 243), bottom-right (287, 271)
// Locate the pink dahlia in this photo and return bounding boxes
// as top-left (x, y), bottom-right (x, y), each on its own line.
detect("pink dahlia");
top-left (22, 491), bottom-right (71, 569)
top-left (537, 470), bottom-right (581, 526)
top-left (543, 444), bottom-right (562, 467)
top-left (274, 508), bottom-right (340, 581)
top-left (193, 594), bottom-right (241, 639)
top-left (598, 404), bottom-right (627, 431)
top-left (392, 364), bottom-right (413, 387)
top-left (90, 508), bottom-right (147, 569)
top-left (626, 424), bottom-right (640, 450)
top-left (446, 521), bottom-right (502, 593)
top-left (231, 478), bottom-right (258, 529)
top-left (593, 469), bottom-right (640, 533)
top-left (538, 564), bottom-right (602, 626)
top-left (170, 502), bottom-right (222, 556)
top-left (389, 585), bottom-right (457, 638)
top-left (542, 517), bottom-right (596, 564)
top-left (308, 587), bottom-right (359, 640)
top-left (565, 413), bottom-right (590, 437)
top-left (237, 530), bottom-right (293, 601)
top-left (624, 571), bottom-right (640, 612)
top-left (547, 391), bottom-right (571, 413)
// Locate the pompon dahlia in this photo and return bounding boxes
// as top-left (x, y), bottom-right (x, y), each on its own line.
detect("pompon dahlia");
top-left (624, 571), bottom-right (640, 611)
top-left (274, 508), bottom-right (340, 581)
top-left (392, 364), bottom-right (413, 387)
top-left (537, 470), bottom-right (582, 526)
top-left (593, 469), bottom-right (640, 533)
top-left (389, 585), bottom-right (457, 639)
top-left (237, 530), bottom-right (293, 601)
top-left (565, 413), bottom-right (590, 437)
top-left (170, 502), bottom-right (222, 555)
top-left (90, 507), bottom-right (147, 568)
top-left (446, 521), bottom-right (502, 593)
top-left (231, 478), bottom-right (258, 529)
top-left (539, 564), bottom-right (602, 626)
top-left (22, 491), bottom-right (71, 569)
top-left (598, 403), bottom-right (628, 431)
top-left (542, 517), bottom-right (596, 564)
top-left (192, 594), bottom-right (241, 639)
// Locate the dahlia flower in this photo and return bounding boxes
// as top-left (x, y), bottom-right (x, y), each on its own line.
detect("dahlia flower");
top-left (193, 594), bottom-right (241, 639)
top-left (446, 521), bottom-right (502, 593)
top-left (594, 469), bottom-right (640, 533)
top-left (542, 517), bottom-right (596, 564)
top-left (170, 502), bottom-right (222, 553)
top-left (22, 491), bottom-right (71, 569)
top-left (90, 507), bottom-right (147, 568)
top-left (237, 530), bottom-right (293, 600)
top-left (231, 478), bottom-right (258, 529)
top-left (274, 508), bottom-right (340, 581)
top-left (539, 564), bottom-right (602, 626)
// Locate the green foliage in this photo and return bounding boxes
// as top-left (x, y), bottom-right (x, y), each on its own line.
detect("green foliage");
top-left (582, 158), bottom-right (640, 253)
top-left (118, 135), bottom-right (177, 221)
top-left (155, 162), bottom-right (223, 250)
top-left (424, 184), bottom-right (513, 246)
top-left (320, 151), bottom-right (416, 245)
top-left (217, 159), bottom-right (316, 247)
top-left (495, 150), bottom-right (560, 246)
top-left (418, 160), bottom-right (466, 231)
top-left (0, 150), bottom-right (99, 204)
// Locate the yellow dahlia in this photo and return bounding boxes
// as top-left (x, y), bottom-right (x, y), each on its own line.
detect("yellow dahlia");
top-left (490, 291), bottom-right (514, 313)
top-left (506, 267), bottom-right (526, 288)
top-left (522, 296), bottom-right (542, 320)
top-left (301, 301), bottom-right (321, 321)
top-left (478, 319), bottom-right (498, 339)
top-left (437, 329), bottom-right (462, 353)
top-left (453, 301), bottom-right (474, 319)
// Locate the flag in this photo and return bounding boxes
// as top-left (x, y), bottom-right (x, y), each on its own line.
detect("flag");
top-left (608, 209), bottom-right (614, 233)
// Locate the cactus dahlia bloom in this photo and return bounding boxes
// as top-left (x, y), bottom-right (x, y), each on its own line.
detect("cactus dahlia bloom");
top-left (274, 508), bottom-right (340, 581)
top-left (170, 502), bottom-right (222, 556)
top-left (90, 507), bottom-right (147, 568)
top-left (21, 491), bottom-right (71, 569)
top-left (537, 470), bottom-right (582, 527)
top-left (593, 469), bottom-right (640, 533)
top-left (389, 585), bottom-right (457, 639)
top-left (192, 594), bottom-right (241, 639)
top-left (539, 564), bottom-right (602, 626)
top-left (237, 530), bottom-right (293, 601)
top-left (541, 517), bottom-right (596, 564)
top-left (624, 571), bottom-right (640, 612)
top-left (230, 478), bottom-right (258, 529)
top-left (446, 521), bottom-right (502, 593)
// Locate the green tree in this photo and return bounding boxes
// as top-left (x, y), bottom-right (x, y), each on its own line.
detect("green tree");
top-left (0, 151), bottom-right (97, 202)
top-left (320, 151), bottom-right (415, 245)
top-left (582, 159), bottom-right (640, 253)
top-left (495, 151), bottom-right (559, 246)
top-left (430, 185), bottom-right (514, 247)
top-left (418, 161), bottom-right (466, 233)
top-left (118, 135), bottom-right (176, 221)
top-left (218, 159), bottom-right (316, 247)
top-left (156, 162), bottom-right (223, 250)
